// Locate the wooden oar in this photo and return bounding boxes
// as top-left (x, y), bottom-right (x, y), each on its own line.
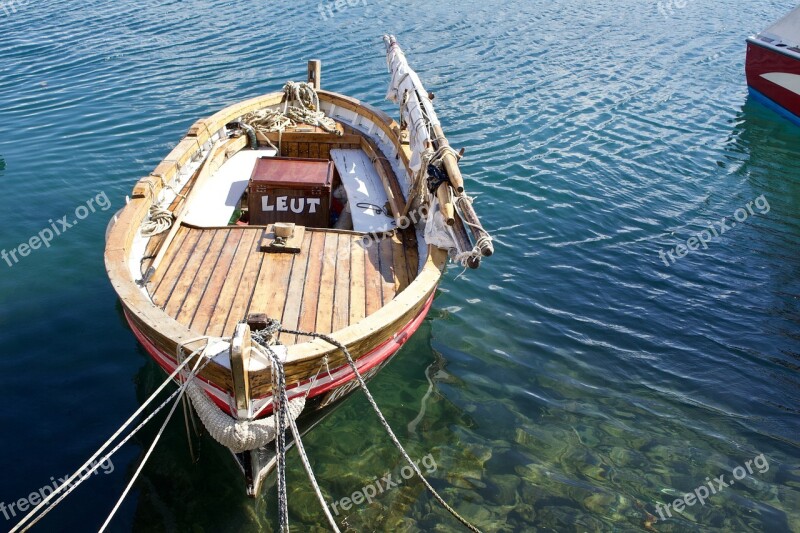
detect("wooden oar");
top-left (146, 136), bottom-right (248, 279)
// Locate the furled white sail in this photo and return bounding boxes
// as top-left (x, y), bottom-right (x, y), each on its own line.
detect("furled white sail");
top-left (384, 35), bottom-right (440, 174)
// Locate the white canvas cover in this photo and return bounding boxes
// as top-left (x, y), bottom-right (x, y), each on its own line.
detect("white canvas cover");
top-left (384, 35), bottom-right (440, 174)
top-left (761, 5), bottom-right (800, 47)
top-left (424, 197), bottom-right (458, 251)
top-left (183, 149), bottom-right (278, 227)
top-left (330, 149), bottom-right (396, 233)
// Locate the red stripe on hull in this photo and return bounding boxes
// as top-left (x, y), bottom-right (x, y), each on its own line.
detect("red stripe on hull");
top-left (123, 292), bottom-right (436, 419)
top-left (746, 41), bottom-right (800, 119)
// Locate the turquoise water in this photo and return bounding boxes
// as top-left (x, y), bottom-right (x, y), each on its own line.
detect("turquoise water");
top-left (1, 0), bottom-right (799, 531)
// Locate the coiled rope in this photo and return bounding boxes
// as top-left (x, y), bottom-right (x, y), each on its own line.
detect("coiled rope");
top-left (140, 205), bottom-right (174, 237)
top-left (242, 81), bottom-right (342, 147)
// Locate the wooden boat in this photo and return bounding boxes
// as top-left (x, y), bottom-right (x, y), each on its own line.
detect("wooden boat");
top-left (746, 5), bottom-right (800, 125)
top-left (105, 37), bottom-right (492, 497)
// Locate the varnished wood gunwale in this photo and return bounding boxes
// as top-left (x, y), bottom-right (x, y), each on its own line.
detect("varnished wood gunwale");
top-left (105, 89), bottom-right (446, 400)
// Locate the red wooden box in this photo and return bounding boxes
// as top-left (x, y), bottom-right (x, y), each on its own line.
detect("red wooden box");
top-left (248, 157), bottom-right (333, 227)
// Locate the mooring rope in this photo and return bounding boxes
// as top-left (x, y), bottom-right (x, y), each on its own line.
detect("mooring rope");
top-left (273, 348), bottom-right (290, 532)
top-left (286, 411), bottom-right (342, 533)
top-left (276, 325), bottom-right (484, 533)
top-left (251, 341), bottom-right (341, 533)
top-left (11, 337), bottom-right (219, 533)
top-left (98, 349), bottom-right (211, 532)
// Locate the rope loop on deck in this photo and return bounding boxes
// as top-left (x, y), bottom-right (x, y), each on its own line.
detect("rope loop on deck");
top-left (140, 204), bottom-right (174, 237)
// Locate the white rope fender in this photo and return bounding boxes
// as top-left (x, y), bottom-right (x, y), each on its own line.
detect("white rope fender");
top-left (185, 380), bottom-right (305, 454)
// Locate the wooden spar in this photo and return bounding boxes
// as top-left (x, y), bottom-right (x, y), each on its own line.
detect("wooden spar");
top-left (147, 136), bottom-right (247, 276)
top-left (431, 124), bottom-right (465, 194)
top-left (230, 323), bottom-right (253, 419)
top-left (431, 124), bottom-right (494, 258)
top-left (307, 60), bottom-right (322, 90)
top-left (452, 212), bottom-right (480, 269)
top-left (436, 183), bottom-right (455, 226)
top-left (455, 194), bottom-right (494, 257)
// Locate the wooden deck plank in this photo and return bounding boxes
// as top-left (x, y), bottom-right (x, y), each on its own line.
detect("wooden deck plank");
top-left (163, 229), bottom-right (216, 317)
top-left (148, 225), bottom-right (189, 291)
top-left (391, 232), bottom-right (410, 294)
top-left (332, 234), bottom-right (352, 332)
top-left (297, 232), bottom-right (325, 335)
top-left (378, 237), bottom-right (396, 305)
top-left (151, 227), bottom-right (199, 307)
top-left (205, 230), bottom-right (260, 337)
top-left (365, 238), bottom-right (383, 317)
top-left (265, 253), bottom-right (295, 320)
top-left (248, 246), bottom-right (295, 320)
top-left (190, 229), bottom-right (244, 334)
top-left (349, 237), bottom-right (367, 324)
top-left (157, 225), bottom-right (407, 341)
top-left (175, 229), bottom-right (230, 325)
top-left (278, 234), bottom-right (313, 345)
top-left (314, 232), bottom-right (340, 334)
top-left (247, 240), bottom-right (279, 319)
top-left (223, 235), bottom-right (266, 336)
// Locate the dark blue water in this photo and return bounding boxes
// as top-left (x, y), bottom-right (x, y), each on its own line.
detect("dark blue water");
top-left (0, 0), bottom-right (798, 531)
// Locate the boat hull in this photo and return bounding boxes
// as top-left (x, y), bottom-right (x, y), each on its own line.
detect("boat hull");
top-left (124, 291), bottom-right (435, 496)
top-left (124, 291), bottom-right (435, 418)
top-left (746, 40), bottom-right (800, 125)
top-left (105, 86), bottom-right (449, 497)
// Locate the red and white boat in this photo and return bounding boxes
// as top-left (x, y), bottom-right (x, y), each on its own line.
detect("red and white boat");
top-left (746, 5), bottom-right (800, 125)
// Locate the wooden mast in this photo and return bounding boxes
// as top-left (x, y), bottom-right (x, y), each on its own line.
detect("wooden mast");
top-left (307, 60), bottom-right (322, 90)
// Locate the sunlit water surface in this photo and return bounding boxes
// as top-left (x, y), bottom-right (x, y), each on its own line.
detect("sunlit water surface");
top-left (0, 0), bottom-right (798, 531)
